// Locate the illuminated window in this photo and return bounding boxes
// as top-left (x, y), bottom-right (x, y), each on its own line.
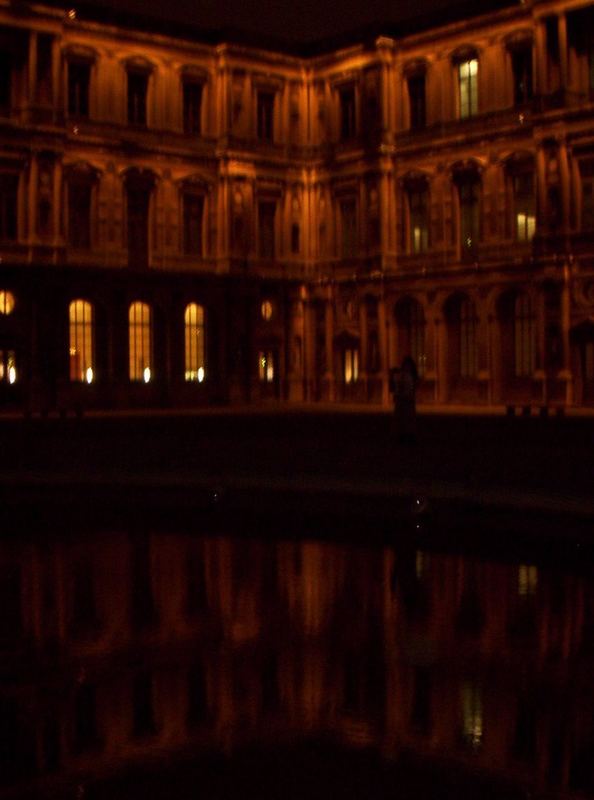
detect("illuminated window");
top-left (69, 300), bottom-right (94, 383)
top-left (340, 199), bottom-right (357, 257)
top-left (513, 173), bottom-right (536, 241)
top-left (0, 350), bottom-right (16, 384)
top-left (408, 74), bottom-right (426, 129)
top-left (339, 85), bottom-right (356, 140)
top-left (183, 80), bottom-right (202, 135)
top-left (0, 173), bottom-right (18, 241)
top-left (129, 301), bottom-right (152, 382)
top-left (344, 348), bottom-right (358, 384)
top-left (461, 682), bottom-right (483, 750)
top-left (518, 564), bottom-right (538, 597)
top-left (183, 193), bottom-right (204, 256)
top-left (0, 290), bottom-right (15, 315)
top-left (68, 60), bottom-right (90, 118)
top-left (184, 303), bottom-right (205, 382)
top-left (128, 69), bottom-right (148, 125)
top-left (514, 293), bottom-right (535, 377)
top-left (257, 91), bottom-right (274, 142)
top-left (409, 187), bottom-right (429, 253)
top-left (458, 58), bottom-right (478, 119)
top-left (261, 300), bottom-right (273, 321)
top-left (258, 350), bottom-right (275, 383)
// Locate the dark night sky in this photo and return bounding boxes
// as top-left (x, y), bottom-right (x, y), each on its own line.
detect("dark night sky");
top-left (48, 0), bottom-right (511, 50)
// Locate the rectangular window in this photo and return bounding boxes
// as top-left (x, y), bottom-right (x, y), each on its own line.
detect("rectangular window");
top-left (458, 58), bottom-right (478, 119)
top-left (409, 188), bottom-right (429, 253)
top-left (408, 75), bottom-right (426, 129)
top-left (36, 34), bottom-right (53, 106)
top-left (461, 682), bottom-right (483, 750)
top-left (258, 201), bottom-right (276, 259)
top-left (512, 48), bottom-right (533, 106)
top-left (0, 173), bottom-right (18, 241)
top-left (127, 187), bottom-right (149, 269)
top-left (339, 86), bottom-right (356, 140)
top-left (183, 193), bottom-right (204, 255)
top-left (344, 348), bottom-right (359, 384)
top-left (340, 199), bottom-right (357, 257)
top-left (128, 71), bottom-right (148, 125)
top-left (0, 350), bottom-right (17, 384)
top-left (258, 350), bottom-right (275, 382)
top-left (0, 52), bottom-right (12, 112)
top-left (68, 181), bottom-right (91, 249)
top-left (459, 179), bottom-right (480, 255)
top-left (291, 223), bottom-right (300, 254)
top-left (68, 61), bottom-right (90, 118)
top-left (513, 173), bottom-right (536, 241)
top-left (257, 91), bottom-right (274, 142)
top-left (183, 81), bottom-right (202, 135)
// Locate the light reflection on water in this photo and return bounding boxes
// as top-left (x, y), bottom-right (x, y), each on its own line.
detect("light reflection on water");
top-left (1, 526), bottom-right (594, 798)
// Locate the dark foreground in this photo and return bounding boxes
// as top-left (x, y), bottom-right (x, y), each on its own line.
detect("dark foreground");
top-left (2, 516), bottom-right (594, 800)
top-left (0, 408), bottom-right (593, 541)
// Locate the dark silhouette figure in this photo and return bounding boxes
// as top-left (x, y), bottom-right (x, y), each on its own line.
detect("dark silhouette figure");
top-left (391, 356), bottom-right (418, 443)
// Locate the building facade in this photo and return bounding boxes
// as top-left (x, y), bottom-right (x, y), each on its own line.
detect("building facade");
top-left (1, 0), bottom-right (594, 411)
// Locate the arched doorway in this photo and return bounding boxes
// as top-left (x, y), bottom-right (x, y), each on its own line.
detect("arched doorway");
top-left (444, 293), bottom-right (479, 402)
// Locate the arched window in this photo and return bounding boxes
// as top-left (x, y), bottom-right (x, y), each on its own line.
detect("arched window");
top-left (69, 300), bottom-right (94, 383)
top-left (514, 294), bottom-right (535, 377)
top-left (184, 303), bottom-right (205, 382)
top-left (129, 302), bottom-right (152, 382)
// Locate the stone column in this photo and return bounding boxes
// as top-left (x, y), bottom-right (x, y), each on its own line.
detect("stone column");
top-left (536, 146), bottom-right (547, 232)
top-left (560, 265), bottom-right (573, 405)
top-left (558, 13), bottom-right (568, 91)
top-left (378, 293), bottom-right (389, 406)
top-left (324, 292), bottom-right (335, 401)
top-left (558, 141), bottom-right (571, 232)
top-left (535, 18), bottom-right (547, 95)
top-left (359, 296), bottom-right (368, 396)
top-left (27, 31), bottom-right (37, 115)
top-left (52, 158), bottom-right (62, 249)
top-left (28, 153), bottom-right (38, 243)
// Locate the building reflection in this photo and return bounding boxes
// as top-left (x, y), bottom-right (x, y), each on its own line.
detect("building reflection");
top-left (1, 531), bottom-right (594, 797)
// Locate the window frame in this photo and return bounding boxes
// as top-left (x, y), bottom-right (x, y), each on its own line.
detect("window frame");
top-left (184, 302), bottom-right (206, 383)
top-left (455, 54), bottom-right (479, 120)
top-left (69, 299), bottom-right (95, 384)
top-left (128, 301), bottom-right (153, 383)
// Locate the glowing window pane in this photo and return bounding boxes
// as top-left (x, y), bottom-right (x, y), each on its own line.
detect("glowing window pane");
top-left (461, 682), bottom-right (483, 749)
top-left (258, 350), bottom-right (274, 383)
top-left (518, 564), bottom-right (538, 597)
top-left (129, 301), bottom-right (152, 382)
top-left (69, 300), bottom-right (94, 383)
top-left (184, 303), bottom-right (205, 382)
top-left (0, 350), bottom-right (16, 384)
top-left (458, 59), bottom-right (478, 119)
top-left (261, 300), bottom-right (273, 321)
top-left (344, 348), bottom-right (359, 384)
top-left (0, 290), bottom-right (15, 315)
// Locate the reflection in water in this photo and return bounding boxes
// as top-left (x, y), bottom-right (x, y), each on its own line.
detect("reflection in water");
top-left (1, 530), bottom-right (594, 797)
